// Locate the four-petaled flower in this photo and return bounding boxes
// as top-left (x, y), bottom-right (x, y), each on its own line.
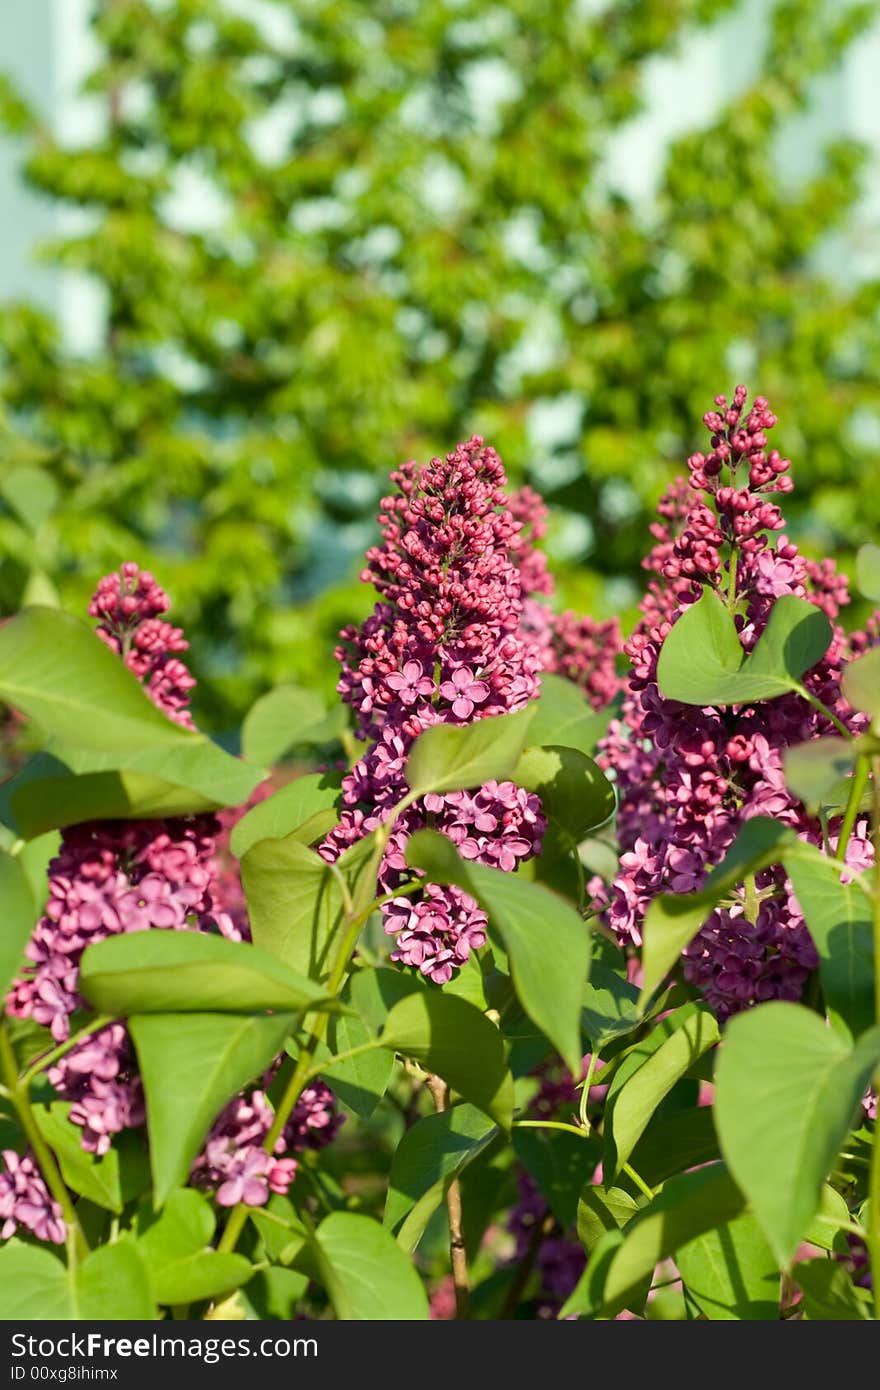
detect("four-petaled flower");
top-left (386, 660), bottom-right (435, 706)
top-left (439, 666), bottom-right (491, 718)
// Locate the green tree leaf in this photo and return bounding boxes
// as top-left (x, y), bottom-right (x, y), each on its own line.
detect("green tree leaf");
top-left (80, 931), bottom-right (330, 1015)
top-left (675, 1213), bottom-right (780, 1320)
top-left (0, 1242), bottom-right (75, 1319)
top-left (783, 737), bottom-right (856, 812)
top-left (842, 645), bottom-right (880, 719)
top-left (406, 828), bottom-right (590, 1075)
top-left (604, 1007), bottom-right (720, 1176)
top-left (513, 1126), bottom-right (600, 1228)
top-left (0, 1239), bottom-right (155, 1320)
top-left (311, 1212), bottom-right (429, 1320)
top-left (343, 965), bottom-right (422, 1032)
top-left (785, 846), bottom-right (874, 1039)
top-left (577, 1186), bottom-right (641, 1254)
top-left (563, 1164), bottom-right (745, 1319)
top-left (75, 1241), bottom-right (155, 1320)
top-left (380, 990), bottom-right (514, 1128)
top-left (245, 1267), bottom-right (310, 1321)
top-left (384, 1104), bottom-right (497, 1242)
top-left (0, 608), bottom-right (263, 822)
top-left (320, 990), bottom-right (393, 1121)
top-left (743, 594), bottom-right (834, 693)
top-left (0, 847), bottom-right (37, 998)
top-left (2, 756), bottom-right (261, 839)
top-left (242, 685), bottom-right (328, 766)
top-left (131, 1011), bottom-right (296, 1206)
top-left (136, 1189), bottom-right (252, 1305)
top-left (802, 1184), bottom-right (854, 1255)
top-left (714, 1003), bottom-right (880, 1264)
top-left (230, 774), bottom-right (341, 859)
top-left (581, 963), bottom-right (642, 1051)
top-left (514, 744), bottom-right (615, 837)
top-left (855, 543), bottom-right (880, 602)
top-left (657, 588), bottom-right (831, 706)
top-left (241, 832), bottom-right (346, 981)
top-left (405, 707), bottom-right (536, 797)
top-left (794, 1258), bottom-right (872, 1320)
top-left (628, 1105), bottom-right (719, 1189)
top-left (34, 1103), bottom-right (122, 1213)
top-left (527, 674), bottom-right (610, 756)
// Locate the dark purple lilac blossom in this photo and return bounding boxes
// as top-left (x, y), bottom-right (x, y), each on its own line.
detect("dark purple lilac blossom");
top-left (320, 438), bottom-right (549, 983)
top-left (601, 387), bottom-right (872, 1019)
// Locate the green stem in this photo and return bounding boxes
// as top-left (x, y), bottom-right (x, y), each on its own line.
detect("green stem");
top-left (512, 1119), bottom-right (587, 1139)
top-left (578, 1052), bottom-right (600, 1132)
top-left (621, 1161), bottom-right (656, 1203)
top-left (217, 838), bottom-right (390, 1259)
top-left (743, 873), bottom-right (760, 925)
top-left (21, 1014), bottom-right (113, 1089)
top-left (302, 1037), bottom-right (383, 1083)
top-left (726, 549), bottom-right (738, 609)
top-left (0, 1020), bottom-right (88, 1265)
top-left (834, 757), bottom-right (869, 862)
top-left (792, 683), bottom-right (852, 740)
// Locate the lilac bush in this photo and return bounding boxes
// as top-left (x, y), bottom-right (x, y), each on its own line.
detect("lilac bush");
top-left (0, 410), bottom-right (877, 1324)
top-left (602, 388), bottom-right (872, 1018)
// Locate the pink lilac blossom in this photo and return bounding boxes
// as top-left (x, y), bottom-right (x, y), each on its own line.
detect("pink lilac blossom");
top-left (6, 569), bottom-right (238, 1173)
top-left (8, 816), bottom-right (236, 1047)
top-left (428, 1275), bottom-right (457, 1321)
top-left (0, 1150), bottom-right (66, 1245)
top-left (508, 486), bottom-right (623, 711)
top-left (320, 438), bottom-right (549, 983)
top-left (4, 567), bottom-right (340, 1223)
top-left (190, 1080), bottom-right (342, 1208)
top-left (89, 563), bottom-right (196, 727)
top-left (601, 387), bottom-right (871, 1019)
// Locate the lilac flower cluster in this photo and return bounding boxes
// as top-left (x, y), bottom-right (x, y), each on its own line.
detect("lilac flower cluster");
top-left (2, 567), bottom-right (340, 1240)
top-left (320, 438), bottom-right (549, 983)
top-left (602, 388), bottom-right (871, 1018)
top-left (8, 816), bottom-right (234, 1048)
top-left (509, 486), bottom-right (622, 711)
top-left (191, 1079), bottom-right (342, 1208)
top-left (0, 1151), bottom-right (65, 1245)
top-left (90, 563), bottom-right (196, 727)
top-left (4, 569), bottom-right (239, 1226)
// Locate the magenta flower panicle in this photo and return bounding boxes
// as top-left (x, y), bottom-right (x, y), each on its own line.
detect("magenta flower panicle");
top-left (4, 566), bottom-right (342, 1222)
top-left (602, 388), bottom-right (869, 1019)
top-left (321, 438), bottom-right (549, 982)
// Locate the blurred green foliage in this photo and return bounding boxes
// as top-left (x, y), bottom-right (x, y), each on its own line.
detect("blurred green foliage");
top-left (1, 0), bottom-right (879, 727)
